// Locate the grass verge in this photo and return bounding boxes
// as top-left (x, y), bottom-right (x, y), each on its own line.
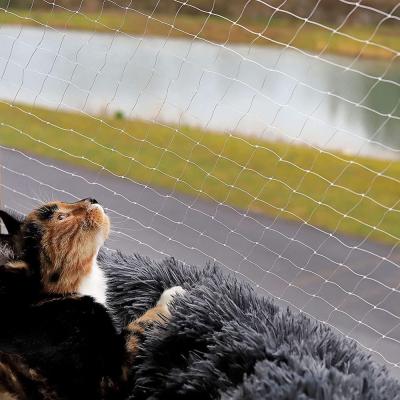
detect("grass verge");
top-left (1, 9), bottom-right (399, 60)
top-left (1, 102), bottom-right (400, 244)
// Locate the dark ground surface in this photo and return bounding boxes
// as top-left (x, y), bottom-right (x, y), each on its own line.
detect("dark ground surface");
top-left (1, 145), bottom-right (400, 378)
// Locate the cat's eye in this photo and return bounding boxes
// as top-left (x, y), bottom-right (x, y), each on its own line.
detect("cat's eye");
top-left (57, 213), bottom-right (70, 221)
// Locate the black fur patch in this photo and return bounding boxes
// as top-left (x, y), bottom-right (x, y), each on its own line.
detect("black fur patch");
top-left (0, 295), bottom-right (126, 399)
top-left (21, 222), bottom-right (43, 271)
top-left (49, 271), bottom-right (60, 283)
top-left (36, 205), bottom-right (58, 221)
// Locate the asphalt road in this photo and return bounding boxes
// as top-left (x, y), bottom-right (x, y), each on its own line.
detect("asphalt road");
top-left (1, 145), bottom-right (400, 377)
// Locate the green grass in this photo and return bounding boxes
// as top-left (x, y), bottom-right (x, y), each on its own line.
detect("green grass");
top-left (1, 8), bottom-right (399, 59)
top-left (1, 102), bottom-right (400, 244)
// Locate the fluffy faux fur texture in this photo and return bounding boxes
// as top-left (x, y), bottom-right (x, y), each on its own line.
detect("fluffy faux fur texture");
top-left (100, 249), bottom-right (400, 400)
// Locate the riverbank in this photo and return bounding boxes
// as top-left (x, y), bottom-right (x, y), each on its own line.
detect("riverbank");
top-left (0, 8), bottom-right (399, 60)
top-left (1, 102), bottom-right (400, 244)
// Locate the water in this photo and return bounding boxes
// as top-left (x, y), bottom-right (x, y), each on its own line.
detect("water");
top-left (0, 25), bottom-right (399, 159)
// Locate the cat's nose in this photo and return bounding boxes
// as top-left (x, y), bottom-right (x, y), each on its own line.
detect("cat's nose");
top-left (82, 198), bottom-right (98, 205)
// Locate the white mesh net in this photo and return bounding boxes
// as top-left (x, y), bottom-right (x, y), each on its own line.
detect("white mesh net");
top-left (1, 0), bottom-right (400, 377)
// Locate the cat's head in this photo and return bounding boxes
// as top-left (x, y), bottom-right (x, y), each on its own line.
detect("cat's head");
top-left (0, 198), bottom-right (110, 294)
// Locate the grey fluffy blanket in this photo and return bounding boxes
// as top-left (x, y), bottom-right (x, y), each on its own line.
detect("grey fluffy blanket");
top-left (99, 249), bottom-right (400, 400)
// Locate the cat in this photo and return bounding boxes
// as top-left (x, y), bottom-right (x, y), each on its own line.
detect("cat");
top-left (0, 199), bottom-right (185, 400)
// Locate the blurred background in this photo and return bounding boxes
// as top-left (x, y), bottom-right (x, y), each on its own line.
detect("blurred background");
top-left (2, 0), bottom-right (400, 23)
top-left (1, 0), bottom-right (400, 378)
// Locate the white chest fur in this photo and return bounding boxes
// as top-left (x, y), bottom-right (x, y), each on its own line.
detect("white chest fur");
top-left (77, 260), bottom-right (107, 306)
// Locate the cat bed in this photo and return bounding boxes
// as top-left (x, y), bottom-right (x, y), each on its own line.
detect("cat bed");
top-left (100, 249), bottom-right (400, 400)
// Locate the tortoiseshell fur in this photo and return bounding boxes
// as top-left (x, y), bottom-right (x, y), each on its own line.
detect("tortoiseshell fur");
top-left (0, 199), bottom-right (184, 399)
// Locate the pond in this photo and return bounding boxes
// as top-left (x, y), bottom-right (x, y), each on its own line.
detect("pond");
top-left (0, 24), bottom-right (399, 159)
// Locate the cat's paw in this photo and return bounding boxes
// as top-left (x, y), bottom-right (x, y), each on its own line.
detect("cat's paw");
top-left (157, 286), bottom-right (186, 310)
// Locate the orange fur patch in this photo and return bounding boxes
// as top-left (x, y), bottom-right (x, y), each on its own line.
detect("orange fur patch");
top-left (125, 304), bottom-right (170, 358)
top-left (126, 336), bottom-right (139, 355)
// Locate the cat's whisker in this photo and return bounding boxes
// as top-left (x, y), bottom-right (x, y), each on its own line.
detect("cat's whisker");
top-left (108, 221), bottom-right (139, 229)
top-left (108, 231), bottom-right (126, 239)
top-left (38, 188), bottom-right (53, 204)
top-left (5, 198), bottom-right (31, 214)
top-left (29, 186), bottom-right (47, 205)
top-left (110, 226), bottom-right (146, 234)
top-left (105, 216), bottom-right (131, 225)
top-left (104, 237), bottom-right (120, 244)
top-left (110, 228), bottom-right (145, 235)
top-left (106, 216), bottom-right (129, 223)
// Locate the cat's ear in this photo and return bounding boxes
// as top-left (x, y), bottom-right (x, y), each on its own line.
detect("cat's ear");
top-left (0, 211), bottom-right (23, 259)
top-left (0, 210), bottom-right (23, 236)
